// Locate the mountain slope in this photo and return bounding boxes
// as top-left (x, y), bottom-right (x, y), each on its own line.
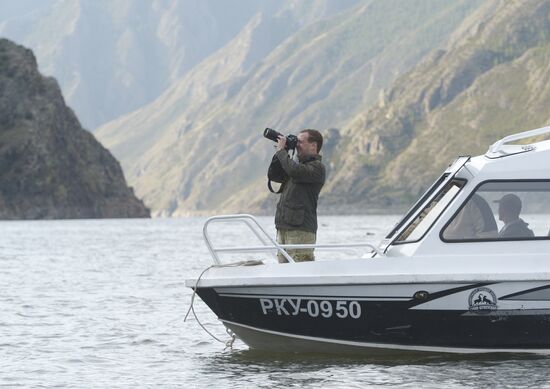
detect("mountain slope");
top-left (0, 38), bottom-right (149, 219)
top-left (96, 0), bottom-right (484, 216)
top-left (324, 0), bottom-right (550, 209)
top-left (0, 0), bottom-right (359, 129)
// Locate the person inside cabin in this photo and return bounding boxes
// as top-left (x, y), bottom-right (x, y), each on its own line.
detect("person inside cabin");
top-left (444, 194), bottom-right (498, 239)
top-left (495, 193), bottom-right (534, 238)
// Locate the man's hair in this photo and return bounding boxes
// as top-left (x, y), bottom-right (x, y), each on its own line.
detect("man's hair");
top-left (300, 129), bottom-right (323, 153)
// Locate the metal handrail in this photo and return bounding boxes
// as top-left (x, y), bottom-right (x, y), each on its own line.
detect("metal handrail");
top-left (203, 214), bottom-right (292, 264)
top-left (202, 214), bottom-right (383, 265)
top-left (486, 124), bottom-right (550, 157)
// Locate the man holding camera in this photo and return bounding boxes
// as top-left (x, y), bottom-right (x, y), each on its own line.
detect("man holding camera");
top-left (273, 129), bottom-right (326, 263)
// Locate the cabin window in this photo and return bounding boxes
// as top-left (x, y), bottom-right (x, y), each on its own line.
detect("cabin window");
top-left (396, 179), bottom-right (465, 242)
top-left (442, 181), bottom-right (550, 241)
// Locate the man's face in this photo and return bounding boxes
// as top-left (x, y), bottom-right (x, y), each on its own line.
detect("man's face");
top-left (498, 203), bottom-right (514, 223)
top-left (297, 132), bottom-right (317, 158)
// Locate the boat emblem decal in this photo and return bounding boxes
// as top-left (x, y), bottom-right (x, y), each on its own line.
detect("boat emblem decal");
top-left (468, 287), bottom-right (497, 313)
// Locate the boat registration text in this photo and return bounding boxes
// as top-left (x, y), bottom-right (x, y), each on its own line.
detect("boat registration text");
top-left (259, 298), bottom-right (362, 319)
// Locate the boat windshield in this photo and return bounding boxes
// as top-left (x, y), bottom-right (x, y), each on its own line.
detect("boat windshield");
top-left (395, 179), bottom-right (465, 243)
top-left (385, 174), bottom-right (448, 239)
top-left (380, 156), bottom-right (470, 250)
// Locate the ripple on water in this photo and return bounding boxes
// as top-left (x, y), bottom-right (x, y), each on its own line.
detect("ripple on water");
top-left (2, 217), bottom-right (550, 388)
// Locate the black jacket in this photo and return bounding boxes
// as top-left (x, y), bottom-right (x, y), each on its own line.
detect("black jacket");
top-left (499, 218), bottom-right (534, 238)
top-left (274, 150), bottom-right (325, 233)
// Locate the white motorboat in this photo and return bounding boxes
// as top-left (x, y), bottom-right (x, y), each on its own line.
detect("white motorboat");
top-left (186, 126), bottom-right (550, 354)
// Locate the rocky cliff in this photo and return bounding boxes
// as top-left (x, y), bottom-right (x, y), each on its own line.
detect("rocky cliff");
top-left (15, 0), bottom-right (549, 217)
top-left (325, 0), bottom-right (550, 210)
top-left (96, 0), bottom-right (482, 216)
top-left (0, 38), bottom-right (150, 219)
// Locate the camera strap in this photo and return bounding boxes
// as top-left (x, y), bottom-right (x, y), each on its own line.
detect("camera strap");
top-left (266, 149), bottom-right (294, 194)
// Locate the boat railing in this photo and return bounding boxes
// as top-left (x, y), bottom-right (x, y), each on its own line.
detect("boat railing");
top-left (486, 124), bottom-right (550, 158)
top-left (203, 214), bottom-right (383, 265)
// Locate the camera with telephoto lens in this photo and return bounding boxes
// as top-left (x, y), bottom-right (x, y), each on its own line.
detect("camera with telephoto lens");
top-left (263, 128), bottom-right (298, 150)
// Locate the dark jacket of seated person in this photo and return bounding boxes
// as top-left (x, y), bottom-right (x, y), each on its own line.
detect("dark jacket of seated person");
top-left (498, 218), bottom-right (534, 238)
top-left (495, 193), bottom-right (534, 239)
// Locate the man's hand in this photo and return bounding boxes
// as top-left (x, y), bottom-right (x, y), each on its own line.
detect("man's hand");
top-left (276, 135), bottom-right (286, 151)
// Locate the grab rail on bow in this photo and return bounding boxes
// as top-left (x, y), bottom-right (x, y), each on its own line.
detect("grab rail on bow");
top-left (203, 214), bottom-right (383, 265)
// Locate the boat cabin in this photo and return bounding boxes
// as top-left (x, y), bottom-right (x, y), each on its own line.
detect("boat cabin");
top-left (379, 126), bottom-right (550, 258)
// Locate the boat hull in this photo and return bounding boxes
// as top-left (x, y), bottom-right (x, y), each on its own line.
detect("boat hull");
top-left (196, 281), bottom-right (550, 354)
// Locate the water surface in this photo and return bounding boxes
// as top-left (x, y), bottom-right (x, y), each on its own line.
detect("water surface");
top-left (1, 216), bottom-right (549, 388)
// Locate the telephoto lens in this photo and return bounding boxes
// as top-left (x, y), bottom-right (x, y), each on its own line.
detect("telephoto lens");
top-left (263, 128), bottom-right (282, 142)
top-left (263, 128), bottom-right (298, 150)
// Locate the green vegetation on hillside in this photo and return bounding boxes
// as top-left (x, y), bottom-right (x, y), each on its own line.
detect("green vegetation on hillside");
top-left (96, 0), bottom-right (483, 216)
top-left (327, 0), bottom-right (550, 209)
top-left (0, 38), bottom-right (150, 219)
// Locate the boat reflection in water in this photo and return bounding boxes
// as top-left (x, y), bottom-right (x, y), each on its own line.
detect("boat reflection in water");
top-left (186, 126), bottom-right (550, 354)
